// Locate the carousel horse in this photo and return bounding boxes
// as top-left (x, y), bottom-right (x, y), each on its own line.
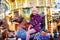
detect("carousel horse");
top-left (12, 17), bottom-right (35, 40)
top-left (12, 16), bottom-right (30, 30)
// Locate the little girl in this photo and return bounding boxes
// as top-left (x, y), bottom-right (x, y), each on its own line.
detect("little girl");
top-left (26, 7), bottom-right (41, 40)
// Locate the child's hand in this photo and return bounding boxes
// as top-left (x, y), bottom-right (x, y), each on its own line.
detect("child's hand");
top-left (28, 25), bottom-right (32, 30)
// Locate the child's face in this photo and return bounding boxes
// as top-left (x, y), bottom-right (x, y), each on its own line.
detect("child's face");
top-left (31, 7), bottom-right (38, 15)
top-left (32, 10), bottom-right (38, 15)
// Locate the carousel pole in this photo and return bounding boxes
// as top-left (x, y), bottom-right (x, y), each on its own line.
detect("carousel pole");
top-left (15, 0), bottom-right (18, 9)
top-left (50, 0), bottom-right (54, 38)
top-left (44, 0), bottom-right (47, 30)
top-left (5, 1), bottom-right (12, 40)
top-left (24, 0), bottom-right (28, 7)
top-left (4, 0), bottom-right (13, 40)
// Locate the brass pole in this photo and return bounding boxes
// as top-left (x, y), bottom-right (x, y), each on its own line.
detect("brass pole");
top-left (50, 0), bottom-right (56, 38)
top-left (36, 0), bottom-right (39, 6)
top-left (26, 0), bottom-right (27, 7)
top-left (44, 0), bottom-right (47, 30)
top-left (15, 0), bottom-right (18, 8)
